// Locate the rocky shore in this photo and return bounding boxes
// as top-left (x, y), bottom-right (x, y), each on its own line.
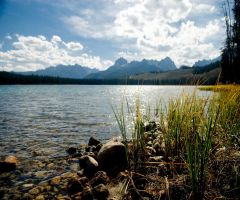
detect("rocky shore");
top-left (0, 121), bottom-right (240, 200)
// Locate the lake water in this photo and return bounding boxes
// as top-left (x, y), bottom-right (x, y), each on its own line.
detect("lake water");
top-left (0, 85), bottom-right (211, 161)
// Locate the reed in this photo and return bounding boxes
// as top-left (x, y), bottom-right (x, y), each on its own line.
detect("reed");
top-left (112, 85), bottom-right (240, 199)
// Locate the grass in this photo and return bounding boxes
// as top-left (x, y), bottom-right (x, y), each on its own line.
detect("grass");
top-left (112, 85), bottom-right (240, 199)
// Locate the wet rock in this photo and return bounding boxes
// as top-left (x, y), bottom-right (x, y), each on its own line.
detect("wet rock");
top-left (22, 183), bottom-right (34, 189)
top-left (0, 156), bottom-right (17, 173)
top-left (92, 184), bottom-right (109, 200)
top-left (66, 147), bottom-right (77, 155)
top-left (67, 178), bottom-right (83, 195)
top-left (98, 140), bottom-right (128, 177)
top-left (51, 176), bottom-right (61, 185)
top-left (4, 155), bottom-right (18, 164)
top-left (47, 163), bottom-right (55, 169)
top-left (81, 186), bottom-right (93, 200)
top-left (28, 187), bottom-right (40, 195)
top-left (35, 194), bottom-right (45, 200)
top-left (88, 137), bottom-right (101, 147)
top-left (79, 155), bottom-right (98, 177)
top-left (34, 171), bottom-right (49, 178)
top-left (90, 171), bottom-right (109, 187)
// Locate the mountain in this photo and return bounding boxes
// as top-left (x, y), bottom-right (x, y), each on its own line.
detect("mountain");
top-left (129, 60), bottom-right (221, 84)
top-left (1, 61), bottom-right (220, 85)
top-left (20, 64), bottom-right (98, 79)
top-left (86, 57), bottom-right (176, 79)
top-left (192, 56), bottom-right (221, 67)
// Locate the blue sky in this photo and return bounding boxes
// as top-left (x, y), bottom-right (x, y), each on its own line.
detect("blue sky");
top-left (0, 0), bottom-right (225, 71)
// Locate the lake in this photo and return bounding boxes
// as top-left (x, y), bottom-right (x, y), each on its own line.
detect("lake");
top-left (0, 85), bottom-right (211, 160)
top-left (0, 85), bottom-right (213, 197)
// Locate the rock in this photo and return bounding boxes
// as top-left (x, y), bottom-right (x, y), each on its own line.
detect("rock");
top-left (67, 178), bottom-right (83, 195)
top-left (95, 144), bottom-right (102, 152)
top-left (35, 194), bottom-right (45, 200)
top-left (144, 121), bottom-right (157, 132)
top-left (149, 156), bottom-right (163, 162)
top-left (98, 140), bottom-right (128, 176)
top-left (92, 184), bottom-right (109, 200)
top-left (90, 171), bottom-right (109, 187)
top-left (88, 137), bottom-right (101, 147)
top-left (47, 163), bottom-right (55, 169)
top-left (51, 176), bottom-right (61, 185)
top-left (66, 147), bottom-right (77, 155)
top-left (22, 183), bottom-right (34, 189)
top-left (4, 155), bottom-right (18, 164)
top-left (79, 177), bottom-right (89, 187)
top-left (79, 155), bottom-right (98, 177)
top-left (34, 171), bottom-right (49, 178)
top-left (0, 156), bottom-right (17, 173)
top-left (81, 186), bottom-right (93, 200)
top-left (28, 187), bottom-right (40, 195)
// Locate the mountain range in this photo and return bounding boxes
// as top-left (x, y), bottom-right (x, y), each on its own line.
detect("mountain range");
top-left (16, 56), bottom-right (220, 80)
top-left (19, 64), bottom-right (99, 79)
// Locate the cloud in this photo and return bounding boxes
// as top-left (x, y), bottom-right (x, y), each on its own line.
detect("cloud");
top-left (5, 35), bottom-right (12, 40)
top-left (65, 42), bottom-right (83, 51)
top-left (62, 0), bottom-right (224, 66)
top-left (0, 35), bottom-right (112, 72)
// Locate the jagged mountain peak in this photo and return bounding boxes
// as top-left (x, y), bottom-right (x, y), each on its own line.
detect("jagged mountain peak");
top-left (114, 57), bottom-right (128, 66)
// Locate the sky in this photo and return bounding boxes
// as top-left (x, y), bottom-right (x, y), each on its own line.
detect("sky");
top-left (0, 0), bottom-right (226, 71)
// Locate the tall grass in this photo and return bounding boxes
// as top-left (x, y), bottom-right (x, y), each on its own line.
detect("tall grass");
top-left (112, 86), bottom-right (240, 199)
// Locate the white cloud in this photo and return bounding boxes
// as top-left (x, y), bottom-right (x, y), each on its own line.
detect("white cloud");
top-left (65, 42), bottom-right (83, 51)
top-left (62, 0), bottom-right (224, 66)
top-left (0, 35), bottom-right (112, 71)
top-left (5, 35), bottom-right (12, 40)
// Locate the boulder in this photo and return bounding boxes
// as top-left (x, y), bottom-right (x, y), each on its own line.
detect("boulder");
top-left (90, 171), bottom-right (109, 187)
top-left (0, 156), bottom-right (17, 173)
top-left (79, 155), bottom-right (98, 177)
top-left (92, 184), bottom-right (109, 200)
top-left (67, 178), bottom-right (83, 195)
top-left (88, 137), bottom-right (101, 147)
top-left (98, 140), bottom-right (128, 177)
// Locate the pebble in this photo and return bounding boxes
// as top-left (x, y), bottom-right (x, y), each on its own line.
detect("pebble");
top-left (47, 163), bottom-right (55, 169)
top-left (23, 183), bottom-right (34, 188)
top-left (35, 194), bottom-right (45, 200)
top-left (28, 187), bottom-right (40, 195)
top-left (51, 176), bottom-right (61, 185)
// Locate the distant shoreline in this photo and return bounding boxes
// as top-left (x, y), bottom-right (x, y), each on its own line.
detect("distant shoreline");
top-left (0, 71), bottom-right (219, 85)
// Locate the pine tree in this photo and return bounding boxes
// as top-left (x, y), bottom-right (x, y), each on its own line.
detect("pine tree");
top-left (221, 0), bottom-right (240, 83)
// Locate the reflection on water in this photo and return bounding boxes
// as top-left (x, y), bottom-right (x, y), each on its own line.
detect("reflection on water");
top-left (0, 85), bottom-right (211, 160)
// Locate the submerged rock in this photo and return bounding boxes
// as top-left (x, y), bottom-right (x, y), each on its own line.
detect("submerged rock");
top-left (79, 155), bottom-right (98, 177)
top-left (98, 140), bottom-right (128, 177)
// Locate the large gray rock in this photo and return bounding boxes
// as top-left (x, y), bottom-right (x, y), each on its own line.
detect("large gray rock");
top-left (98, 140), bottom-right (128, 176)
